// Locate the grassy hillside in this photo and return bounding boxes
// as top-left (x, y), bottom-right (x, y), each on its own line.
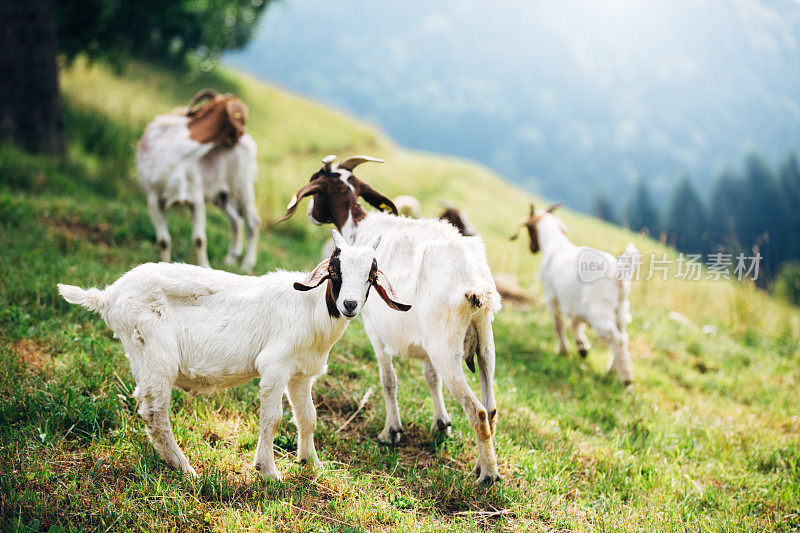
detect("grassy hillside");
top-left (1, 58), bottom-right (798, 531)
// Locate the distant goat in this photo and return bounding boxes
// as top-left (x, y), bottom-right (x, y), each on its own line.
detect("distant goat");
top-left (393, 195), bottom-right (423, 218)
top-left (437, 201), bottom-right (477, 236)
top-left (278, 155), bottom-right (502, 485)
top-left (58, 230), bottom-right (409, 480)
top-left (136, 89), bottom-right (260, 271)
top-left (511, 204), bottom-right (639, 384)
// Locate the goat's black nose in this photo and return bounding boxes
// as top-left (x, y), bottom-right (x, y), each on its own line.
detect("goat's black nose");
top-left (343, 300), bottom-right (357, 313)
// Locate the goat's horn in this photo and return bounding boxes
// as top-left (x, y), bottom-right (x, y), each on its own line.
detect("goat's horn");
top-left (338, 155), bottom-right (384, 171)
top-left (437, 198), bottom-right (454, 209)
top-left (321, 154), bottom-right (337, 171)
top-left (529, 203), bottom-right (535, 217)
top-left (509, 219), bottom-right (527, 241)
top-left (547, 202), bottom-right (562, 213)
top-left (187, 89), bottom-right (219, 113)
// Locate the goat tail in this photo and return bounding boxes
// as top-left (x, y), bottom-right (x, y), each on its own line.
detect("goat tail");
top-left (464, 285), bottom-right (502, 315)
top-left (58, 284), bottom-right (108, 315)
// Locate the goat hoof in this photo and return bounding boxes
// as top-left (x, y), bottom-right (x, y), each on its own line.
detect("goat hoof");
top-left (579, 348), bottom-right (588, 358)
top-left (298, 455), bottom-right (321, 468)
top-left (378, 426), bottom-right (403, 445)
top-left (181, 465), bottom-right (198, 478)
top-left (472, 463), bottom-right (481, 478)
top-left (223, 254), bottom-right (240, 266)
top-left (476, 471), bottom-right (501, 487)
top-left (433, 419), bottom-right (452, 437)
top-left (256, 464), bottom-right (282, 482)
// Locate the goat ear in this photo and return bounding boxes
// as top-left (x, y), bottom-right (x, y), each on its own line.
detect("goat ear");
top-left (277, 182), bottom-right (324, 223)
top-left (546, 202), bottom-right (562, 213)
top-left (353, 179), bottom-right (398, 215)
top-left (225, 97), bottom-right (248, 141)
top-left (294, 259), bottom-right (331, 291)
top-left (331, 229), bottom-right (347, 249)
top-left (372, 269), bottom-right (411, 311)
top-left (370, 235), bottom-right (382, 251)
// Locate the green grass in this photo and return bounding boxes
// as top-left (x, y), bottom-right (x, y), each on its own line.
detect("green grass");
top-left (1, 57), bottom-right (799, 531)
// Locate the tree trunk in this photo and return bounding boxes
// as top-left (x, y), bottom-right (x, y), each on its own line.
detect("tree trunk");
top-left (0, 0), bottom-right (64, 155)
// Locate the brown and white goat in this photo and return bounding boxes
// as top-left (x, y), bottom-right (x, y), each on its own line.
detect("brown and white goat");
top-left (136, 89), bottom-right (261, 272)
top-left (278, 155), bottom-right (502, 485)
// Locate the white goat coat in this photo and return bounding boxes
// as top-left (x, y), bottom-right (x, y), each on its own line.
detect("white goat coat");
top-left (66, 263), bottom-right (344, 392)
top-left (538, 218), bottom-right (631, 328)
top-left (339, 210), bottom-right (502, 484)
top-left (535, 214), bottom-right (636, 382)
top-left (346, 212), bottom-right (500, 357)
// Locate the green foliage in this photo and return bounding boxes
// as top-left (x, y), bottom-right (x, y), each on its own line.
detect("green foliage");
top-left (772, 262), bottom-right (800, 306)
top-left (56, 0), bottom-right (272, 67)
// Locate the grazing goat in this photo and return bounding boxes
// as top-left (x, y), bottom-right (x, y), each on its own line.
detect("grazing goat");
top-left (278, 155), bottom-right (502, 485)
top-left (136, 89), bottom-right (261, 272)
top-left (57, 230), bottom-right (409, 481)
top-left (511, 204), bottom-right (639, 384)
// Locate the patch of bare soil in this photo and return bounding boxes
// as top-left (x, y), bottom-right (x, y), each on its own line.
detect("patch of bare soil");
top-left (44, 216), bottom-right (113, 247)
top-left (13, 338), bottom-right (52, 371)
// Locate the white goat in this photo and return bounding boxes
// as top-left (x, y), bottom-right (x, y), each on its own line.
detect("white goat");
top-left (278, 155), bottom-right (502, 485)
top-left (57, 230), bottom-right (410, 481)
top-left (511, 204), bottom-right (639, 384)
top-left (136, 89), bottom-right (261, 272)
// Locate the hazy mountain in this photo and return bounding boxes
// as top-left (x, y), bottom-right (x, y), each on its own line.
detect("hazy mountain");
top-left (226, 0), bottom-right (800, 211)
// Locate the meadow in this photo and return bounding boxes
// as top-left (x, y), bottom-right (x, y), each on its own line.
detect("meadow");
top-left (1, 59), bottom-right (798, 531)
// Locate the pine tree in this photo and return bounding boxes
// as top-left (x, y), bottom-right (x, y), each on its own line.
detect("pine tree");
top-left (740, 152), bottom-right (786, 279)
top-left (779, 152), bottom-right (800, 262)
top-left (665, 174), bottom-right (709, 255)
top-left (625, 178), bottom-right (659, 235)
top-left (593, 192), bottom-right (619, 224)
top-left (708, 169), bottom-right (744, 253)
